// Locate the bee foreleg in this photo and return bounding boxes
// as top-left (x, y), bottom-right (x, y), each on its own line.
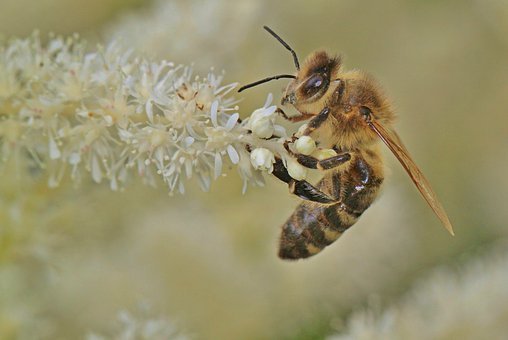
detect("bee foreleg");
top-left (276, 107), bottom-right (314, 122)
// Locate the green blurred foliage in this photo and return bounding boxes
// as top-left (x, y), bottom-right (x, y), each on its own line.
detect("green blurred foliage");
top-left (0, 0), bottom-right (507, 339)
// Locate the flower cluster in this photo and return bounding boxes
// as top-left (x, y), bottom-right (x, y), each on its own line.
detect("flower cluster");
top-left (0, 34), bottom-right (302, 194)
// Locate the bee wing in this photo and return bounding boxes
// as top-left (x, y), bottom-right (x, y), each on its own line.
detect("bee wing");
top-left (368, 119), bottom-right (454, 235)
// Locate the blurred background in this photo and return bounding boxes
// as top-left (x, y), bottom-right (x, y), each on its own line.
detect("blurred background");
top-left (1, 0), bottom-right (507, 339)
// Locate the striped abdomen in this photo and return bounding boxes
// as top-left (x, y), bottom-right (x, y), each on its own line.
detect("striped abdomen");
top-left (279, 155), bottom-right (383, 259)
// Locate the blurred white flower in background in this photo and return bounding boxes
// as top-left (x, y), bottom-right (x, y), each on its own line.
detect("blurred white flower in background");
top-left (87, 304), bottom-right (190, 340)
top-left (329, 245), bottom-right (508, 340)
top-left (105, 0), bottom-right (262, 67)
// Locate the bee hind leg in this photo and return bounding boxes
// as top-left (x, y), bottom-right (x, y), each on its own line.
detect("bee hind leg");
top-left (289, 180), bottom-right (338, 204)
top-left (283, 140), bottom-right (351, 170)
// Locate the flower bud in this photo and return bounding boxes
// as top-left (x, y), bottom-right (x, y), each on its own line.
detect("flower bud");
top-left (248, 106), bottom-right (277, 138)
top-left (286, 158), bottom-right (307, 180)
top-left (312, 148), bottom-right (337, 160)
top-left (251, 118), bottom-right (274, 139)
top-left (250, 147), bottom-right (275, 172)
top-left (295, 135), bottom-right (316, 155)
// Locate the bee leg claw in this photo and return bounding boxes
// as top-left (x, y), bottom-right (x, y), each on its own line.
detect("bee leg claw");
top-left (276, 107), bottom-right (314, 122)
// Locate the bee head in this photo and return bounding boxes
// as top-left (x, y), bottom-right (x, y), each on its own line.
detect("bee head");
top-left (281, 51), bottom-right (342, 113)
top-left (238, 27), bottom-right (342, 116)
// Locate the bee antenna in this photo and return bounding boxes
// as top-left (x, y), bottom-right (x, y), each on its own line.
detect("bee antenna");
top-left (238, 74), bottom-right (296, 93)
top-left (263, 26), bottom-right (300, 70)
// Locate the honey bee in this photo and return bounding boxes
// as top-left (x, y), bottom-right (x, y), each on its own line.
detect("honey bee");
top-left (239, 26), bottom-right (454, 260)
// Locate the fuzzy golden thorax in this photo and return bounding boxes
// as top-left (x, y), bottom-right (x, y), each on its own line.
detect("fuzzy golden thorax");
top-left (282, 51), bottom-right (396, 150)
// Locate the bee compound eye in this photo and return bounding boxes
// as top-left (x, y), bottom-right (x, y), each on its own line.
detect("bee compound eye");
top-left (305, 74), bottom-right (324, 90)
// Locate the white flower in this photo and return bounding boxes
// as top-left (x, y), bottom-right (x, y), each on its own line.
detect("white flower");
top-left (249, 106), bottom-right (276, 138)
top-left (295, 136), bottom-right (316, 155)
top-left (245, 93), bottom-right (285, 138)
top-left (250, 148), bottom-right (275, 173)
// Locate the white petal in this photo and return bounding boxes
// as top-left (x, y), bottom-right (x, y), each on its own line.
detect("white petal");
top-left (183, 136), bottom-right (195, 147)
top-left (185, 159), bottom-right (193, 178)
top-left (69, 152), bottom-right (81, 165)
top-left (163, 163), bottom-right (176, 177)
top-left (199, 173), bottom-right (211, 191)
top-left (146, 100), bottom-right (154, 122)
top-left (264, 93), bottom-right (273, 108)
top-left (49, 136), bottom-right (61, 160)
top-left (273, 125), bottom-right (287, 138)
top-left (117, 129), bottom-right (133, 141)
top-left (110, 176), bottom-right (118, 191)
top-left (227, 145), bottom-right (240, 164)
top-left (185, 123), bottom-right (199, 139)
top-left (210, 100), bottom-right (219, 127)
top-left (91, 154), bottom-right (102, 183)
top-left (265, 105), bottom-right (277, 116)
top-left (118, 166), bottom-right (128, 181)
top-left (214, 152), bottom-right (222, 179)
top-left (225, 113), bottom-right (239, 131)
top-left (48, 175), bottom-right (59, 188)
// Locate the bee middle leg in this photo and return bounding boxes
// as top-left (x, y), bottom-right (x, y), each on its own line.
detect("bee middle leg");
top-left (283, 140), bottom-right (351, 170)
top-left (302, 107), bottom-right (330, 135)
top-left (272, 157), bottom-right (339, 204)
top-left (295, 153), bottom-right (351, 170)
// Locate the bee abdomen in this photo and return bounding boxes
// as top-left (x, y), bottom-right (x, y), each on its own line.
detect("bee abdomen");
top-left (278, 203), bottom-right (356, 260)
